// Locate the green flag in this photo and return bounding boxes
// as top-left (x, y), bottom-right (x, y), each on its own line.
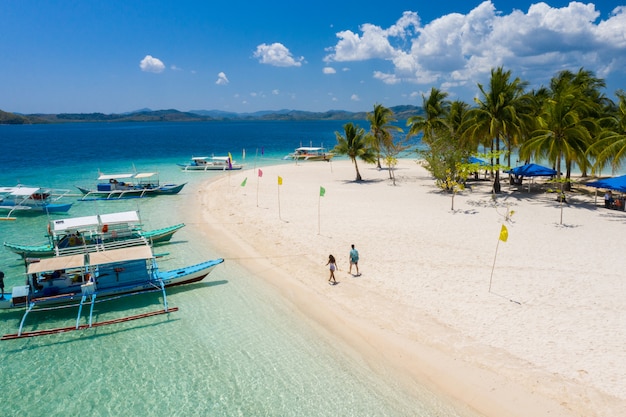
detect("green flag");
top-left (319, 186), bottom-right (325, 197)
top-left (240, 177), bottom-right (247, 187)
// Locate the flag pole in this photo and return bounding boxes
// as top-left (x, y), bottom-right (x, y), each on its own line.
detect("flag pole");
top-left (256, 170), bottom-right (260, 207)
top-left (489, 238), bottom-right (501, 293)
top-left (318, 193), bottom-right (321, 235)
top-left (277, 176), bottom-right (282, 220)
top-left (318, 186), bottom-right (325, 234)
top-left (490, 224), bottom-right (508, 292)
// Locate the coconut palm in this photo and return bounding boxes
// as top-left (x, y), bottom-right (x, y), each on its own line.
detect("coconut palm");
top-left (367, 104), bottom-right (403, 169)
top-left (333, 123), bottom-right (377, 181)
top-left (587, 90), bottom-right (626, 174)
top-left (407, 87), bottom-right (450, 145)
top-left (520, 70), bottom-right (601, 190)
top-left (463, 67), bottom-right (531, 193)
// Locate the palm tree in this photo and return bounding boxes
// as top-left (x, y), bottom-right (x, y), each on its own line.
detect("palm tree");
top-left (367, 104), bottom-right (403, 169)
top-left (588, 91), bottom-right (626, 173)
top-left (407, 87), bottom-right (450, 145)
top-left (333, 123), bottom-right (377, 181)
top-left (520, 70), bottom-right (601, 190)
top-left (463, 67), bottom-right (531, 193)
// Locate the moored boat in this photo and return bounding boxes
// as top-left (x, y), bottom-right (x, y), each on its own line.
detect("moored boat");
top-left (178, 156), bottom-right (243, 171)
top-left (0, 244), bottom-right (224, 339)
top-left (283, 147), bottom-right (334, 161)
top-left (0, 185), bottom-right (73, 220)
top-left (3, 210), bottom-right (185, 258)
top-left (77, 172), bottom-right (185, 200)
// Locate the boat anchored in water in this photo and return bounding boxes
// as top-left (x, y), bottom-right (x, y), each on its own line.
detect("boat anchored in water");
top-left (0, 185), bottom-right (73, 220)
top-left (77, 172), bottom-right (185, 200)
top-left (178, 156), bottom-right (243, 171)
top-left (0, 244), bottom-right (224, 340)
top-left (4, 210), bottom-right (185, 258)
top-left (284, 147), bottom-right (334, 161)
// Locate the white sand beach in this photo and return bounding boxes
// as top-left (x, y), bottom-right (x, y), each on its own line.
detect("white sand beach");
top-left (193, 159), bottom-right (625, 417)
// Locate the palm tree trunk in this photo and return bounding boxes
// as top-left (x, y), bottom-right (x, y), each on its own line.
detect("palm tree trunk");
top-left (353, 158), bottom-right (362, 181)
top-left (493, 137), bottom-right (501, 193)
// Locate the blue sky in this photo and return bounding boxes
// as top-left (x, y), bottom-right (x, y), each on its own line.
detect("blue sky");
top-left (1, 1), bottom-right (624, 114)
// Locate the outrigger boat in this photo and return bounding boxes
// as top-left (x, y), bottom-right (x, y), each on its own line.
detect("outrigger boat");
top-left (3, 210), bottom-right (185, 258)
top-left (0, 185), bottom-right (73, 220)
top-left (0, 245), bottom-right (224, 340)
top-left (283, 147), bottom-right (334, 161)
top-left (178, 156), bottom-right (243, 171)
top-left (77, 172), bottom-right (185, 200)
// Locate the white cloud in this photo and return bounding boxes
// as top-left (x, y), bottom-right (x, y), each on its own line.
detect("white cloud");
top-left (216, 72), bottom-right (229, 85)
top-left (323, 67), bottom-right (336, 74)
top-left (373, 71), bottom-right (401, 85)
top-left (324, 1), bottom-right (626, 95)
top-left (139, 55), bottom-right (165, 73)
top-left (351, 94), bottom-right (360, 101)
top-left (272, 89), bottom-right (280, 95)
top-left (253, 43), bottom-right (304, 67)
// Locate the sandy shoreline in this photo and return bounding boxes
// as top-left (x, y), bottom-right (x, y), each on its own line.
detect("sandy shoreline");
top-left (194, 159), bottom-right (625, 417)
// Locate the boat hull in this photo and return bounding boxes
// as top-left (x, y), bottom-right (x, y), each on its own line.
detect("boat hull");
top-left (1, 258), bottom-right (224, 310)
top-left (4, 223), bottom-right (185, 258)
top-left (178, 164), bottom-right (243, 171)
top-left (77, 183), bottom-right (186, 199)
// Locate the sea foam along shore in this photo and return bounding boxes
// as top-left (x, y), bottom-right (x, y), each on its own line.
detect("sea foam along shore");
top-left (194, 158), bottom-right (625, 417)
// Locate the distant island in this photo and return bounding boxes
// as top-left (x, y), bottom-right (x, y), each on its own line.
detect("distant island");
top-left (0, 106), bottom-right (423, 124)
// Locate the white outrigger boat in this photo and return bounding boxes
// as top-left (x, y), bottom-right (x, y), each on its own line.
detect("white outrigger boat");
top-left (0, 185), bottom-right (73, 220)
top-left (284, 147), bottom-right (334, 161)
top-left (178, 156), bottom-right (243, 171)
top-left (0, 245), bottom-right (224, 340)
top-left (4, 210), bottom-right (185, 258)
top-left (77, 172), bottom-right (186, 200)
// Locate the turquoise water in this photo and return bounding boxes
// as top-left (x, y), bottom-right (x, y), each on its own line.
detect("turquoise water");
top-left (0, 122), bottom-right (474, 416)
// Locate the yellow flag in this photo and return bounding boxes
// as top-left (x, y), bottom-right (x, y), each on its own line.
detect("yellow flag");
top-left (499, 224), bottom-right (508, 242)
top-left (278, 176), bottom-right (283, 185)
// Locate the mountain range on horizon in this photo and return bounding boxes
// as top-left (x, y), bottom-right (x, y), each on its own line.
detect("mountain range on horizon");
top-left (0, 105), bottom-right (424, 124)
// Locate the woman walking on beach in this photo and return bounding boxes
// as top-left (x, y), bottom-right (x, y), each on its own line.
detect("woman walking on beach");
top-left (326, 254), bottom-right (337, 285)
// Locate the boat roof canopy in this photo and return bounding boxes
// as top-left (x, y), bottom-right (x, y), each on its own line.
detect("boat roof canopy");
top-left (50, 211), bottom-right (140, 233)
top-left (51, 215), bottom-right (100, 232)
top-left (98, 174), bottom-right (134, 180)
top-left (26, 245), bottom-right (153, 273)
top-left (89, 245), bottom-right (154, 266)
top-left (0, 186), bottom-right (42, 196)
top-left (133, 172), bottom-right (157, 179)
top-left (295, 147), bottom-right (326, 151)
top-left (28, 253), bottom-right (86, 274)
top-left (99, 211), bottom-right (140, 225)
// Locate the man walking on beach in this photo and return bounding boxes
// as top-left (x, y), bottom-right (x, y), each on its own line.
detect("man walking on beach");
top-left (349, 244), bottom-right (360, 276)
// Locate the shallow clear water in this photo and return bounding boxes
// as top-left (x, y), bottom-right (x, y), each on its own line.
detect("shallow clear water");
top-left (0, 122), bottom-right (476, 417)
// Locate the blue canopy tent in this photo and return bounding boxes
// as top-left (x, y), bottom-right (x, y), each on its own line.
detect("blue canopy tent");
top-left (505, 163), bottom-right (557, 177)
top-left (467, 156), bottom-right (488, 166)
top-left (504, 163), bottom-right (557, 191)
top-left (585, 175), bottom-right (626, 193)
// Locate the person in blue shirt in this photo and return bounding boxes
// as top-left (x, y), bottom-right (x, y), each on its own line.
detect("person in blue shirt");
top-left (349, 244), bottom-right (360, 276)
